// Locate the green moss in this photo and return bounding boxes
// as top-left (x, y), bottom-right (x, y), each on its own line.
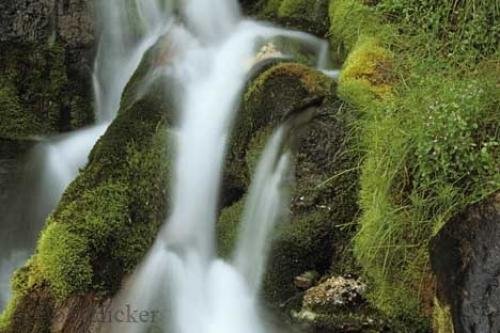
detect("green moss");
top-left (277, 0), bottom-right (310, 17)
top-left (0, 42), bottom-right (172, 331)
top-left (250, 62), bottom-right (331, 98)
top-left (329, 0), bottom-right (499, 327)
top-left (260, 0), bottom-right (330, 36)
top-left (0, 259), bottom-right (50, 332)
top-left (221, 60), bottom-right (359, 312)
top-left (0, 267), bottom-right (29, 330)
top-left (263, 0), bottom-right (283, 14)
top-left (217, 199), bottom-right (246, 259)
top-left (246, 126), bottom-right (274, 176)
top-left (0, 42), bottom-right (93, 139)
top-left (263, 209), bottom-right (335, 304)
top-left (339, 37), bottom-right (394, 105)
top-left (227, 61), bottom-right (332, 190)
top-left (37, 222), bottom-right (93, 299)
top-left (353, 63), bottom-right (499, 324)
top-left (0, 80), bottom-right (40, 139)
top-left (41, 121), bottom-right (170, 300)
top-left (328, 0), bottom-right (392, 60)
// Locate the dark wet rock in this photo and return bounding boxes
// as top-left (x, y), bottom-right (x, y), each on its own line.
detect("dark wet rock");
top-left (239, 0), bottom-right (262, 14)
top-left (0, 0), bottom-right (94, 47)
top-left (50, 294), bottom-right (110, 333)
top-left (430, 192), bottom-right (500, 333)
top-left (0, 0), bottom-right (95, 139)
top-left (0, 139), bottom-right (33, 226)
top-left (249, 0), bottom-right (331, 37)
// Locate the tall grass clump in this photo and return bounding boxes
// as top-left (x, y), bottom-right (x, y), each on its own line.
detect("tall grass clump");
top-left (330, 0), bottom-right (500, 327)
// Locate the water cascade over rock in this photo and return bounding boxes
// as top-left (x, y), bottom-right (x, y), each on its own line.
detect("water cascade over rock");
top-left (99, 1), bottom-right (330, 332)
top-left (0, 0), bottom-right (170, 311)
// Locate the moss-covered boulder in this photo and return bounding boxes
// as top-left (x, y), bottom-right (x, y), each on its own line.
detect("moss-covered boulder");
top-left (248, 0), bottom-right (330, 37)
top-left (225, 61), bottom-right (332, 194)
top-left (218, 61), bottom-right (364, 323)
top-left (0, 43), bottom-right (172, 333)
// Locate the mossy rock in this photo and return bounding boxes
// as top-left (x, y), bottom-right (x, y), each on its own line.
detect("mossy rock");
top-left (0, 41), bottom-right (173, 332)
top-left (239, 0), bottom-right (263, 14)
top-left (219, 60), bottom-right (362, 313)
top-left (0, 42), bottom-right (94, 140)
top-left (338, 36), bottom-right (394, 107)
top-left (256, 0), bottom-right (331, 37)
top-left (225, 61), bottom-right (332, 195)
top-left (217, 199), bottom-right (246, 259)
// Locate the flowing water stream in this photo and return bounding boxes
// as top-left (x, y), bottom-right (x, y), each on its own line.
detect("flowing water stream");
top-left (1, 0), bottom-right (331, 330)
top-left (102, 1), bottom-right (329, 332)
top-left (0, 0), bottom-right (169, 311)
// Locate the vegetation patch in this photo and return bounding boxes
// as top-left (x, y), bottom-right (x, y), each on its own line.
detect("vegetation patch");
top-left (258, 0), bottom-right (331, 36)
top-left (329, 0), bottom-right (499, 328)
top-left (0, 46), bottom-right (173, 330)
top-left (0, 42), bottom-right (93, 139)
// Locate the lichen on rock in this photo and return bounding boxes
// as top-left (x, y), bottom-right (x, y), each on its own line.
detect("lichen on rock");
top-left (292, 275), bottom-right (390, 332)
top-left (302, 276), bottom-right (366, 311)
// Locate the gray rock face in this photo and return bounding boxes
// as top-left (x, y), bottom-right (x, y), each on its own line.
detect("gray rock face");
top-left (0, 0), bottom-right (95, 139)
top-left (0, 0), bottom-right (94, 47)
top-left (431, 192), bottom-right (500, 333)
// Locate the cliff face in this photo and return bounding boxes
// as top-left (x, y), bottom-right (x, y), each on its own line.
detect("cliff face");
top-left (0, 0), bottom-right (95, 139)
top-left (0, 0), bottom-right (93, 45)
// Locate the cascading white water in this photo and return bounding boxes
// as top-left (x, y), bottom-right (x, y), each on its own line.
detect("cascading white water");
top-left (0, 0), bottom-right (171, 311)
top-left (233, 128), bottom-right (290, 293)
top-left (105, 1), bottom-right (330, 333)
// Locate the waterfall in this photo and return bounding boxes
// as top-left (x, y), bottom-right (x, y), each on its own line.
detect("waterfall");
top-left (1, 0), bottom-right (330, 327)
top-left (104, 1), bottom-right (329, 333)
top-left (233, 128), bottom-right (290, 293)
top-left (0, 0), bottom-right (170, 311)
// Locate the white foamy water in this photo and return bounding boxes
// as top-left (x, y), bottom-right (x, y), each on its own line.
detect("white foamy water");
top-left (234, 128), bottom-right (290, 293)
top-left (0, 0), bottom-right (170, 311)
top-left (1, 0), bottom-right (330, 327)
top-left (105, 1), bottom-right (329, 333)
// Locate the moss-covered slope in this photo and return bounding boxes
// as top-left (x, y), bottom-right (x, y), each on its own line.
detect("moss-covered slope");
top-left (0, 42), bottom-right (94, 140)
top-left (246, 0), bottom-right (331, 37)
top-left (328, 0), bottom-right (499, 330)
top-left (0, 45), bottom-right (172, 333)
